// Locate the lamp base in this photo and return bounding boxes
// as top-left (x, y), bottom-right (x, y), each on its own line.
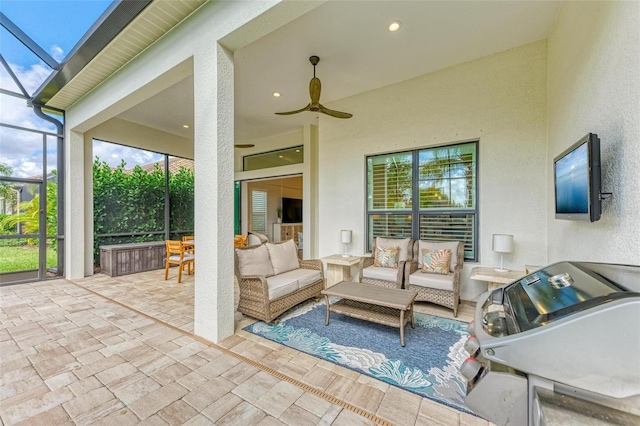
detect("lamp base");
top-left (342, 253), bottom-right (350, 258)
top-left (493, 267), bottom-right (510, 272)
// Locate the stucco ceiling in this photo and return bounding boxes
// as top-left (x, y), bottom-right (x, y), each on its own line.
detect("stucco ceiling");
top-left (116, 1), bottom-right (562, 145)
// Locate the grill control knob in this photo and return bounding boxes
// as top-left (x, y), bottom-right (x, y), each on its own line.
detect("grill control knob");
top-left (461, 357), bottom-right (482, 381)
top-left (466, 320), bottom-right (475, 335)
top-left (464, 336), bottom-right (480, 356)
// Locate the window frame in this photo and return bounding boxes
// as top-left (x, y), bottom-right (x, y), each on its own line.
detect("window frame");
top-left (365, 141), bottom-right (479, 261)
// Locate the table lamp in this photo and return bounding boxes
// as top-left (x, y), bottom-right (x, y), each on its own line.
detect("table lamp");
top-left (341, 230), bottom-right (352, 257)
top-left (492, 234), bottom-right (513, 272)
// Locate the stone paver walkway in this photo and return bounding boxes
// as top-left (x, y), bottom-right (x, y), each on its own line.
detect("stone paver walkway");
top-left (1, 275), bottom-right (489, 426)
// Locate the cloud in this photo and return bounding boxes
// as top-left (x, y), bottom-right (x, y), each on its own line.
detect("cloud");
top-left (93, 140), bottom-right (163, 169)
top-left (1, 59), bottom-right (163, 179)
top-left (51, 45), bottom-right (65, 63)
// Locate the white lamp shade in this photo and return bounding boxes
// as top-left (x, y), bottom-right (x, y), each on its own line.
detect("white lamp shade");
top-left (340, 230), bottom-right (352, 244)
top-left (492, 234), bottom-right (514, 253)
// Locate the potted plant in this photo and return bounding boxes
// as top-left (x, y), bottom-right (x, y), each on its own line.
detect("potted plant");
top-left (276, 207), bottom-right (282, 223)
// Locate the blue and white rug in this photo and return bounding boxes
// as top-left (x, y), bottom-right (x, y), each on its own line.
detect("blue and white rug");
top-left (244, 299), bottom-right (472, 413)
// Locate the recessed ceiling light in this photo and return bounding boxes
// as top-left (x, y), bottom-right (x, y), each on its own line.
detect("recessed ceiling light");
top-left (388, 20), bottom-right (402, 32)
top-left (278, 155), bottom-right (283, 158)
top-left (273, 92), bottom-right (281, 97)
top-left (182, 124), bottom-right (189, 128)
top-left (295, 149), bottom-right (300, 153)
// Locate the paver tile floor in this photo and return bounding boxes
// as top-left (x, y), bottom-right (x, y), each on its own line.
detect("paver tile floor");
top-left (1, 272), bottom-right (489, 426)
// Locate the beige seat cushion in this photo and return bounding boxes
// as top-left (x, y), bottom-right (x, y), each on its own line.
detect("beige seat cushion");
top-left (408, 270), bottom-right (455, 291)
top-left (278, 268), bottom-right (322, 290)
top-left (376, 237), bottom-right (411, 262)
top-left (169, 253), bottom-right (194, 261)
top-left (362, 265), bottom-right (400, 282)
top-left (417, 241), bottom-right (460, 273)
top-left (236, 244), bottom-right (274, 277)
top-left (266, 240), bottom-right (300, 275)
top-left (266, 274), bottom-right (299, 300)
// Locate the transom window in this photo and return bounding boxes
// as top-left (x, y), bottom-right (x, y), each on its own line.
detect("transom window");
top-left (366, 141), bottom-right (478, 261)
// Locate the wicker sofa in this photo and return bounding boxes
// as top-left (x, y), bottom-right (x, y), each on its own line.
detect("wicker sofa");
top-left (403, 240), bottom-right (464, 316)
top-left (234, 239), bottom-right (324, 323)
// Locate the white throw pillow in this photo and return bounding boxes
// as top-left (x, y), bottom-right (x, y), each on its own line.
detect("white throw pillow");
top-left (249, 231), bottom-right (269, 243)
top-left (236, 244), bottom-right (274, 277)
top-left (266, 240), bottom-right (300, 275)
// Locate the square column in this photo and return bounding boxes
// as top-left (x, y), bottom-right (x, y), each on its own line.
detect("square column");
top-left (192, 43), bottom-right (235, 343)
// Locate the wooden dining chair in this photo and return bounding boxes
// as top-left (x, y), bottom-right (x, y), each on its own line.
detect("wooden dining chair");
top-left (182, 235), bottom-right (195, 255)
top-left (165, 240), bottom-right (195, 283)
top-left (234, 234), bottom-right (248, 248)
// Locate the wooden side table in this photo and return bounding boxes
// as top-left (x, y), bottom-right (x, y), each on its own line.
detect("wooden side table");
top-left (321, 254), bottom-right (361, 288)
top-left (470, 266), bottom-right (525, 291)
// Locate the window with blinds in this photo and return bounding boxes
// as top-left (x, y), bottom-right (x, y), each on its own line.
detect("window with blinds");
top-left (366, 142), bottom-right (478, 260)
top-left (251, 190), bottom-right (267, 232)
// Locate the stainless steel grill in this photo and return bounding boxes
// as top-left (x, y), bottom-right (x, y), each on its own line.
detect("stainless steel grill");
top-left (461, 261), bottom-right (640, 425)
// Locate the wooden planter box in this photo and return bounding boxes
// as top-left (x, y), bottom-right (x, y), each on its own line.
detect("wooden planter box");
top-left (100, 241), bottom-right (166, 277)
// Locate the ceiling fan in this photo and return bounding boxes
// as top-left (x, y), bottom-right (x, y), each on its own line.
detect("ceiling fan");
top-left (275, 56), bottom-right (352, 119)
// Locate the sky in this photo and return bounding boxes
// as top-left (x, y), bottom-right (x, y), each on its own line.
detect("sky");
top-left (0, 0), bottom-right (162, 179)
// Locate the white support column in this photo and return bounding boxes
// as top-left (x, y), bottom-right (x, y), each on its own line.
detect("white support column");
top-left (64, 130), bottom-right (86, 279)
top-left (84, 134), bottom-right (94, 276)
top-left (302, 124), bottom-right (319, 259)
top-left (193, 43), bottom-right (235, 343)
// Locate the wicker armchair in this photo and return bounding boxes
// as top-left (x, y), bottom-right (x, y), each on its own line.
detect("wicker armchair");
top-left (234, 240), bottom-right (324, 323)
top-left (358, 237), bottom-right (413, 289)
top-left (404, 240), bottom-right (464, 316)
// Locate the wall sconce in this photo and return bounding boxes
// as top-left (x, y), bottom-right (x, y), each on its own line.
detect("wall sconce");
top-left (492, 234), bottom-right (514, 272)
top-left (341, 230), bottom-right (352, 257)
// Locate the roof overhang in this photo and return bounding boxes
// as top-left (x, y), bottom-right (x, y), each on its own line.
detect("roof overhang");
top-left (30, 0), bottom-right (206, 110)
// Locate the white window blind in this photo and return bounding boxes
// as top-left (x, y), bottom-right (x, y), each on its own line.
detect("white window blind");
top-left (251, 190), bottom-right (267, 232)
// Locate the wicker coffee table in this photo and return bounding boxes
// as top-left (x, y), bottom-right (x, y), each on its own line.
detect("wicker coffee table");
top-left (321, 281), bottom-right (418, 346)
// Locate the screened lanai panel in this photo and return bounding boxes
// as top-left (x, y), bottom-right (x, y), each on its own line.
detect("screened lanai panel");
top-left (92, 143), bottom-right (166, 263)
top-left (0, 128), bottom-right (44, 178)
top-left (169, 157), bottom-right (194, 239)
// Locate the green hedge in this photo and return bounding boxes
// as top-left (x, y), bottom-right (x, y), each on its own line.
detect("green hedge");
top-left (93, 159), bottom-right (194, 264)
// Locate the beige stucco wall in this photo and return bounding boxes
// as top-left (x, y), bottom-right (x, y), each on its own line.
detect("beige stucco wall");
top-left (317, 41), bottom-right (549, 301)
top-left (547, 1), bottom-right (640, 264)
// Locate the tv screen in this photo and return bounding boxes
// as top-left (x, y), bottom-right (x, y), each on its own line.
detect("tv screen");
top-left (553, 133), bottom-right (601, 222)
top-left (282, 197), bottom-right (302, 223)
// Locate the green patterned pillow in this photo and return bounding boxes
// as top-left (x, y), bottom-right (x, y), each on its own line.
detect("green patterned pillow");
top-left (421, 248), bottom-right (451, 275)
top-left (374, 246), bottom-right (400, 269)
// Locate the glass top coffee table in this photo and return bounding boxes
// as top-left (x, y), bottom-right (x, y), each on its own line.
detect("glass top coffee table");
top-left (321, 281), bottom-right (418, 346)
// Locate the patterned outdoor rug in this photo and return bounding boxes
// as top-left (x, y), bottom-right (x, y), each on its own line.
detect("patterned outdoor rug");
top-left (244, 299), bottom-right (472, 413)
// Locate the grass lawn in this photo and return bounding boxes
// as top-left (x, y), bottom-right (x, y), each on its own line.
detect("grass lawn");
top-left (0, 246), bottom-right (58, 273)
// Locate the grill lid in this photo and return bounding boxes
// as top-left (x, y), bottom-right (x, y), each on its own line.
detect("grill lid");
top-left (504, 261), bottom-right (638, 331)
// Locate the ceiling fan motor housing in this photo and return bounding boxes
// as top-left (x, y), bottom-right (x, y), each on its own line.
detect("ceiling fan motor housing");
top-left (274, 54), bottom-right (353, 119)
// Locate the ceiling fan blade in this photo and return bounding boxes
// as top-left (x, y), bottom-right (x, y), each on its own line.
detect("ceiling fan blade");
top-left (275, 103), bottom-right (311, 115)
top-left (309, 77), bottom-right (321, 106)
top-left (234, 144), bottom-right (255, 148)
top-left (318, 104), bottom-right (353, 119)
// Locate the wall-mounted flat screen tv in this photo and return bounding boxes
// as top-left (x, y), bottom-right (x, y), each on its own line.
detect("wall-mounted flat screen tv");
top-left (553, 133), bottom-right (601, 222)
top-left (282, 197), bottom-right (302, 223)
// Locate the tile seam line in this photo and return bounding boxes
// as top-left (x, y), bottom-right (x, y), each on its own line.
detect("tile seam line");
top-left (65, 278), bottom-right (395, 426)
